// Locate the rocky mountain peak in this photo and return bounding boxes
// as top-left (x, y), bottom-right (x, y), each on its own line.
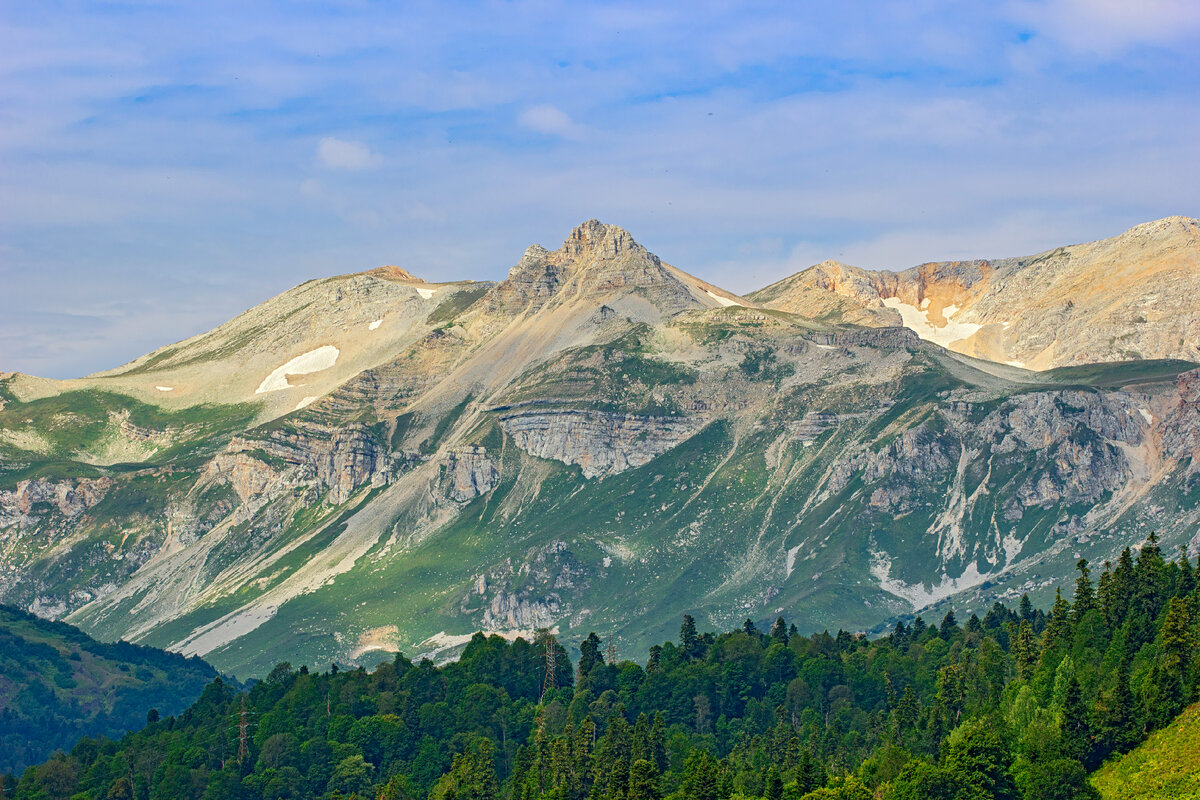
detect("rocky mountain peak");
top-left (1115, 215), bottom-right (1199, 243)
top-left (364, 265), bottom-right (421, 282)
top-left (561, 219), bottom-right (644, 259)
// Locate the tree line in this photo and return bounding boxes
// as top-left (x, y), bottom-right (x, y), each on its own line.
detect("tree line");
top-left (6, 532), bottom-right (1199, 800)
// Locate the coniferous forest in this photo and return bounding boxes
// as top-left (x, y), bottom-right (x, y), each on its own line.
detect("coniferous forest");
top-left (6, 534), bottom-right (1198, 800)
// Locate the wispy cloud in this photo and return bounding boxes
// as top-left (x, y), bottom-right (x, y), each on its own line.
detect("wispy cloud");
top-left (317, 138), bottom-right (378, 170)
top-left (518, 105), bottom-right (585, 139)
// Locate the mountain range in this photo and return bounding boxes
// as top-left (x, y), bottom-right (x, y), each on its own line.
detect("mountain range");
top-left (2, 217), bottom-right (1199, 678)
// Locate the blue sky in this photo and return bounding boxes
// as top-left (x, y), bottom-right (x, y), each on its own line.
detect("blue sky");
top-left (2, 1), bottom-right (1199, 378)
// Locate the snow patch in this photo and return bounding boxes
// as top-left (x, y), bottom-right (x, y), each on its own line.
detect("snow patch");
top-left (368, 319), bottom-right (383, 330)
top-left (870, 550), bottom-right (996, 609)
top-left (256, 346), bottom-right (340, 393)
top-left (416, 287), bottom-right (437, 299)
top-left (1139, 408), bottom-right (1153, 424)
top-left (295, 396), bottom-right (319, 410)
top-left (706, 289), bottom-right (743, 307)
top-left (882, 297), bottom-right (982, 349)
top-left (1005, 360), bottom-right (1026, 368)
top-left (785, 545), bottom-right (802, 579)
top-left (155, 386), bottom-right (174, 392)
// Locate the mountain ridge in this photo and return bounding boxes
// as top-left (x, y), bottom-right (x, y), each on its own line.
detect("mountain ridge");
top-left (2, 218), bottom-right (1200, 678)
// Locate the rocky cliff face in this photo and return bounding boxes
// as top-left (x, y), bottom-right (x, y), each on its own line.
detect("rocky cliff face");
top-left (500, 409), bottom-right (705, 478)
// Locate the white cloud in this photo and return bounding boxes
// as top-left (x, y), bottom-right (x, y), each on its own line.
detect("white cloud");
top-left (518, 105), bottom-right (584, 139)
top-left (1007, 0), bottom-right (1200, 54)
top-left (316, 137), bottom-right (378, 170)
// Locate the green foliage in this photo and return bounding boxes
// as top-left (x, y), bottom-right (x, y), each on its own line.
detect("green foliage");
top-left (10, 549), bottom-right (1200, 799)
top-left (0, 604), bottom-right (219, 775)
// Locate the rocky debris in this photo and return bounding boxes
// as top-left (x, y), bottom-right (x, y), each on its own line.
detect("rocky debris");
top-left (468, 540), bottom-right (588, 631)
top-left (441, 447), bottom-right (499, 502)
top-left (2, 478), bottom-right (112, 518)
top-left (501, 409), bottom-right (704, 478)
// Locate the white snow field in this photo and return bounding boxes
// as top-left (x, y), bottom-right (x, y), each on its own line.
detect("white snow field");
top-left (368, 319), bottom-right (383, 330)
top-left (416, 287), bottom-right (437, 299)
top-left (255, 346), bottom-right (340, 394)
top-left (706, 289), bottom-right (743, 307)
top-left (155, 386), bottom-right (174, 392)
top-left (294, 396), bottom-right (319, 410)
top-left (882, 297), bottom-right (983, 348)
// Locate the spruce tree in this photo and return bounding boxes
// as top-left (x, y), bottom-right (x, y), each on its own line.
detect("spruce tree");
top-left (770, 617), bottom-right (789, 645)
top-left (1059, 675), bottom-right (1090, 764)
top-left (680, 615), bottom-right (700, 661)
top-left (1072, 559), bottom-right (1095, 621)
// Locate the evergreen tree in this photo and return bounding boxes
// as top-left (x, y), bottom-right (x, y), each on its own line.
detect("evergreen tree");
top-left (1042, 589), bottom-right (1073, 650)
top-left (679, 615), bottom-right (701, 661)
top-left (1160, 596), bottom-right (1193, 682)
top-left (1058, 676), bottom-right (1090, 764)
top-left (770, 617), bottom-right (789, 645)
top-left (627, 759), bottom-right (659, 800)
top-left (1019, 594), bottom-right (1034, 623)
top-left (1072, 559), bottom-right (1095, 621)
top-left (1014, 621), bottom-right (1038, 681)
top-left (578, 633), bottom-right (603, 679)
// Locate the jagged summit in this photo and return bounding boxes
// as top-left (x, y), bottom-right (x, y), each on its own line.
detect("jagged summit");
top-left (561, 219), bottom-right (647, 259)
top-left (489, 220), bottom-right (742, 316)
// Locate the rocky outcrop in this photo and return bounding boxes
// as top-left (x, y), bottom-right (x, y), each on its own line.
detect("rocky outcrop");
top-left (2, 478), bottom-right (112, 519)
top-left (1162, 369), bottom-right (1200, 471)
top-left (207, 421), bottom-right (396, 507)
top-left (827, 389), bottom-right (1144, 512)
top-left (465, 540), bottom-right (587, 630)
top-left (501, 409), bottom-right (704, 478)
top-left (757, 217), bottom-right (1200, 369)
top-left (441, 447), bottom-right (499, 502)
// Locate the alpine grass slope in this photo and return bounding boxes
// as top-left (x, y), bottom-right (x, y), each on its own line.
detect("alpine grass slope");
top-left (2, 218), bottom-right (1199, 677)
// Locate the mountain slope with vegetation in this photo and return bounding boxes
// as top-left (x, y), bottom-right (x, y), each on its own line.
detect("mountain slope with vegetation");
top-left (0, 604), bottom-right (220, 775)
top-left (1090, 701), bottom-right (1200, 799)
top-left (3, 220), bottom-right (1200, 678)
top-left (7, 535), bottom-right (1197, 799)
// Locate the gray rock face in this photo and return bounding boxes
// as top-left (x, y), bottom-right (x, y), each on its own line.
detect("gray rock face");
top-left (1162, 369), bottom-right (1200, 471)
top-left (441, 447), bottom-right (499, 502)
top-left (208, 421), bottom-right (394, 507)
top-left (500, 409), bottom-right (704, 478)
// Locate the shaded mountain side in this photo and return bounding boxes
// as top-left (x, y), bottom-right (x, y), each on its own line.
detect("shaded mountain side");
top-left (750, 216), bottom-right (1200, 370)
top-left (0, 604), bottom-right (220, 775)
top-left (2, 220), bottom-right (1200, 679)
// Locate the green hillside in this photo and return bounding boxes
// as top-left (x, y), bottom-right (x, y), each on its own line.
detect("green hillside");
top-left (1091, 702), bottom-right (1200, 799)
top-left (0, 605), bottom-right (221, 775)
